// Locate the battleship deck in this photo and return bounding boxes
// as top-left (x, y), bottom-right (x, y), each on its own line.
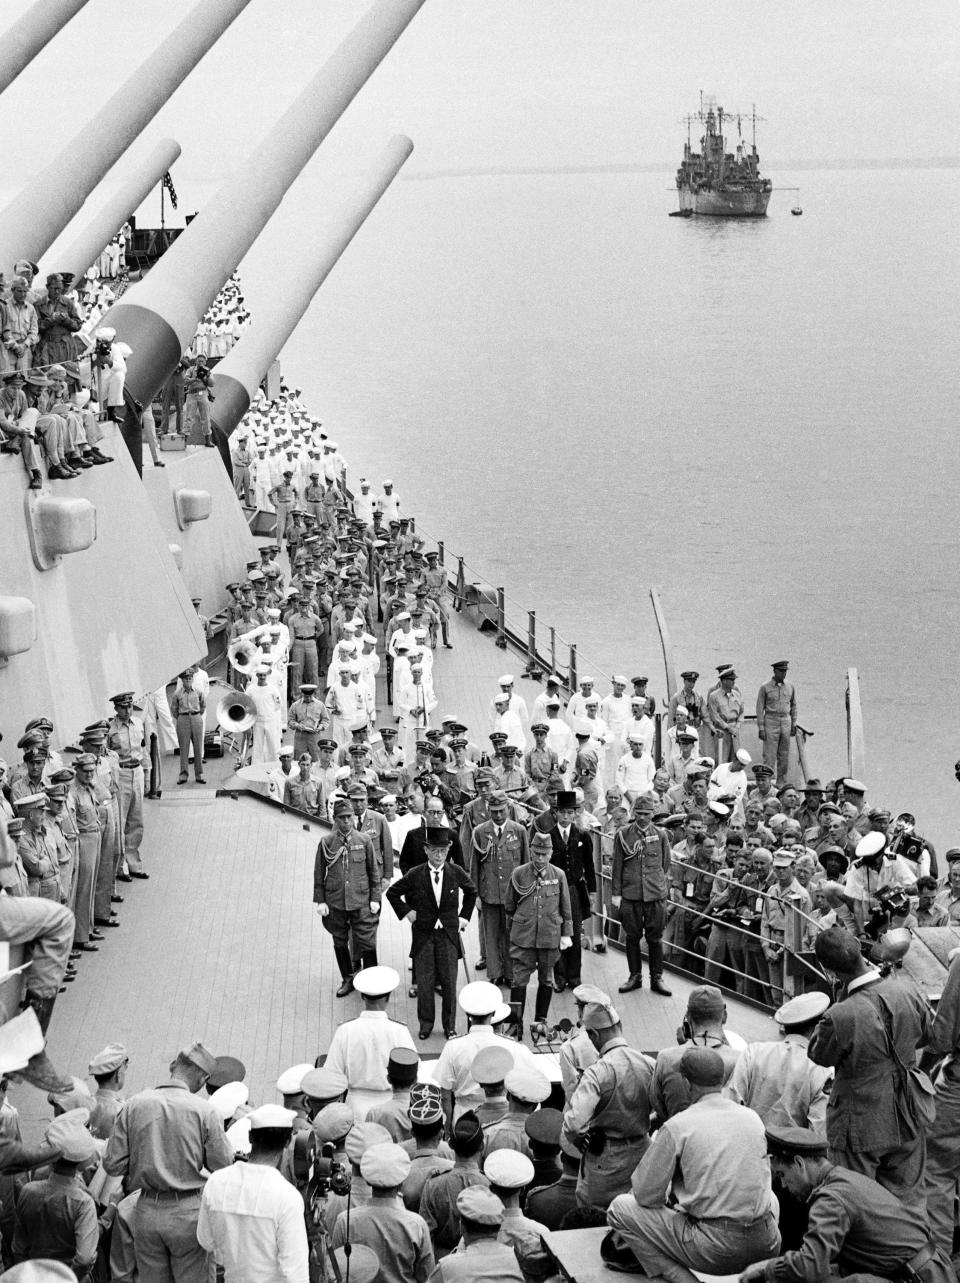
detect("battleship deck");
top-left (17, 596), bottom-right (775, 1142)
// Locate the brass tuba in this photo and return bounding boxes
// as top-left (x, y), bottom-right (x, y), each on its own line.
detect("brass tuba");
top-left (228, 638), bottom-right (263, 676)
top-left (216, 690), bottom-right (257, 734)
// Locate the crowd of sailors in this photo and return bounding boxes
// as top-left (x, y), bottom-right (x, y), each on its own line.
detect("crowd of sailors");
top-left (0, 259), bottom-right (249, 478)
top-left (1, 349), bottom-right (959, 1280)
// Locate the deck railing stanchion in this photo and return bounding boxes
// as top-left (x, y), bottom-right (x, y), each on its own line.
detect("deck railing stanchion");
top-left (495, 587), bottom-right (507, 648)
top-left (569, 643), bottom-right (578, 692)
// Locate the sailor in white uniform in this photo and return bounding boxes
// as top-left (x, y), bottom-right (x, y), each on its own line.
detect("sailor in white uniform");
top-left (323, 966), bottom-right (416, 1120)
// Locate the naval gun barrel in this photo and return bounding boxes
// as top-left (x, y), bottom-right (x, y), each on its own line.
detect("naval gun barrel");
top-left (0, 0), bottom-right (252, 271)
top-left (100, 0), bottom-right (426, 472)
top-left (0, 0), bottom-right (90, 98)
top-left (46, 139), bottom-right (182, 285)
top-left (210, 134), bottom-right (414, 439)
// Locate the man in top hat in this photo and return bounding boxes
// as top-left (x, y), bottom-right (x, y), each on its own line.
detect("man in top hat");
top-left (742, 1125), bottom-right (955, 1283)
top-left (387, 828), bottom-right (477, 1040)
top-left (806, 926), bottom-right (931, 1216)
top-left (314, 798), bottom-right (381, 997)
top-left (548, 791), bottom-right (596, 992)
top-left (607, 1047), bottom-right (779, 1280)
top-left (107, 692), bottom-right (148, 876)
top-left (756, 660), bottom-right (797, 786)
top-left (198, 1104), bottom-right (308, 1283)
top-left (610, 794), bottom-right (673, 996)
top-left (561, 1002), bottom-right (655, 1210)
top-left (11, 1109), bottom-right (100, 1275)
top-left (323, 966), bottom-right (416, 1117)
top-left (103, 1043), bottom-right (233, 1283)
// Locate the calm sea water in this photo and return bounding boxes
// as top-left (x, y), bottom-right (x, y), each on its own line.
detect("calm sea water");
top-left (244, 167), bottom-right (958, 841)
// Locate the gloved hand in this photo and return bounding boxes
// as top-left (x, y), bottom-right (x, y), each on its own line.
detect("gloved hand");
top-left (370, 901), bottom-right (380, 914)
top-left (611, 895), bottom-right (622, 909)
top-left (318, 904), bottom-right (329, 918)
top-left (560, 935), bottom-right (573, 951)
top-left (458, 918), bottom-right (468, 933)
top-left (406, 910), bottom-right (417, 923)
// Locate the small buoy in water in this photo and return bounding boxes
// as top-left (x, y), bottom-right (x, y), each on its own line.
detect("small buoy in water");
top-left (791, 205), bottom-right (803, 216)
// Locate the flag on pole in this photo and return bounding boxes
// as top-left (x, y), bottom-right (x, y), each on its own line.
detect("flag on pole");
top-left (162, 171), bottom-right (178, 209)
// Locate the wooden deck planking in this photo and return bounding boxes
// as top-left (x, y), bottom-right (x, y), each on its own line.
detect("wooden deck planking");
top-left (15, 590), bottom-right (776, 1141)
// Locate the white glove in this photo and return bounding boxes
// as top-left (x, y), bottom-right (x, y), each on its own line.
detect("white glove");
top-left (611, 895), bottom-right (622, 909)
top-left (458, 918), bottom-right (468, 933)
top-left (318, 904), bottom-right (329, 918)
top-left (560, 935), bottom-right (573, 951)
top-left (406, 910), bottom-right (417, 923)
top-left (370, 901), bottom-right (380, 914)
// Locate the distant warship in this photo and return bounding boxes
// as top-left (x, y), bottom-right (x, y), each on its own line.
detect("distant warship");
top-left (676, 94), bottom-right (772, 217)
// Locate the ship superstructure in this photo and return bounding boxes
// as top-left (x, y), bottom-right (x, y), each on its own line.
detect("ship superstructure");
top-left (676, 94), bottom-right (772, 217)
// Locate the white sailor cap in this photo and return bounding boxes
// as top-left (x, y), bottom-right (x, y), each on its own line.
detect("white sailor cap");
top-left (774, 992), bottom-right (830, 1027)
top-left (498, 674), bottom-right (515, 686)
top-left (248, 1104), bottom-right (296, 1130)
top-left (855, 831), bottom-right (886, 859)
top-left (278, 746), bottom-right (295, 759)
top-left (458, 980), bottom-right (503, 1017)
top-left (352, 965), bottom-right (400, 998)
top-left (504, 1067), bottom-right (551, 1103)
top-left (225, 1116), bottom-right (251, 1156)
top-left (276, 1063), bottom-right (313, 1095)
top-left (209, 1080), bottom-right (248, 1121)
top-left (484, 1149), bottom-right (534, 1189)
top-left (736, 749), bottom-right (752, 765)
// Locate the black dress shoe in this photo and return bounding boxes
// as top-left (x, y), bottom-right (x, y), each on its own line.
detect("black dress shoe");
top-left (336, 977), bottom-right (354, 998)
top-left (650, 977), bottom-right (673, 997)
top-left (79, 941), bottom-right (99, 952)
top-left (418, 1028), bottom-right (432, 1040)
top-left (618, 973), bottom-right (643, 993)
top-left (443, 1028), bottom-right (456, 1039)
top-left (89, 930), bottom-right (104, 941)
top-left (69, 950), bottom-right (81, 960)
top-left (475, 959), bottom-right (486, 971)
top-left (408, 985), bottom-right (418, 998)
top-left (195, 776), bottom-right (207, 784)
top-left (63, 972), bottom-right (76, 983)
top-left (177, 774), bottom-right (187, 785)
top-left (117, 872), bottom-right (133, 883)
top-left (95, 918), bottom-right (120, 928)
top-left (111, 895), bottom-right (124, 904)
top-left (130, 872), bottom-right (150, 880)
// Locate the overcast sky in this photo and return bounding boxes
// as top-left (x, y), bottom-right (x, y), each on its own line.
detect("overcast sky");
top-left (4, 0), bottom-right (959, 191)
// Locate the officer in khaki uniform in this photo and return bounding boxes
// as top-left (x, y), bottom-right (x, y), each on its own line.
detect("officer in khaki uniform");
top-left (610, 794), bottom-right (673, 996)
top-left (107, 692), bottom-right (148, 875)
top-left (505, 830), bottom-right (572, 1032)
top-left (14, 795), bottom-right (62, 900)
top-left (470, 792), bottom-right (528, 987)
top-left (314, 797), bottom-right (381, 997)
top-left (560, 1002), bottom-right (654, 1211)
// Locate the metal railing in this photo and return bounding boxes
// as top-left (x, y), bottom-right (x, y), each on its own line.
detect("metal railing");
top-left (593, 831), bottom-right (828, 1008)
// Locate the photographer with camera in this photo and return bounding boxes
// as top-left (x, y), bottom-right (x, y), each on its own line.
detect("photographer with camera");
top-left (843, 830), bottom-right (918, 935)
top-left (198, 1105), bottom-right (308, 1283)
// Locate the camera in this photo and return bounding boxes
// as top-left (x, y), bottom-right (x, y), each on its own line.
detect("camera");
top-left (93, 335), bottom-right (114, 368)
top-left (292, 1132), bottom-right (351, 1206)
